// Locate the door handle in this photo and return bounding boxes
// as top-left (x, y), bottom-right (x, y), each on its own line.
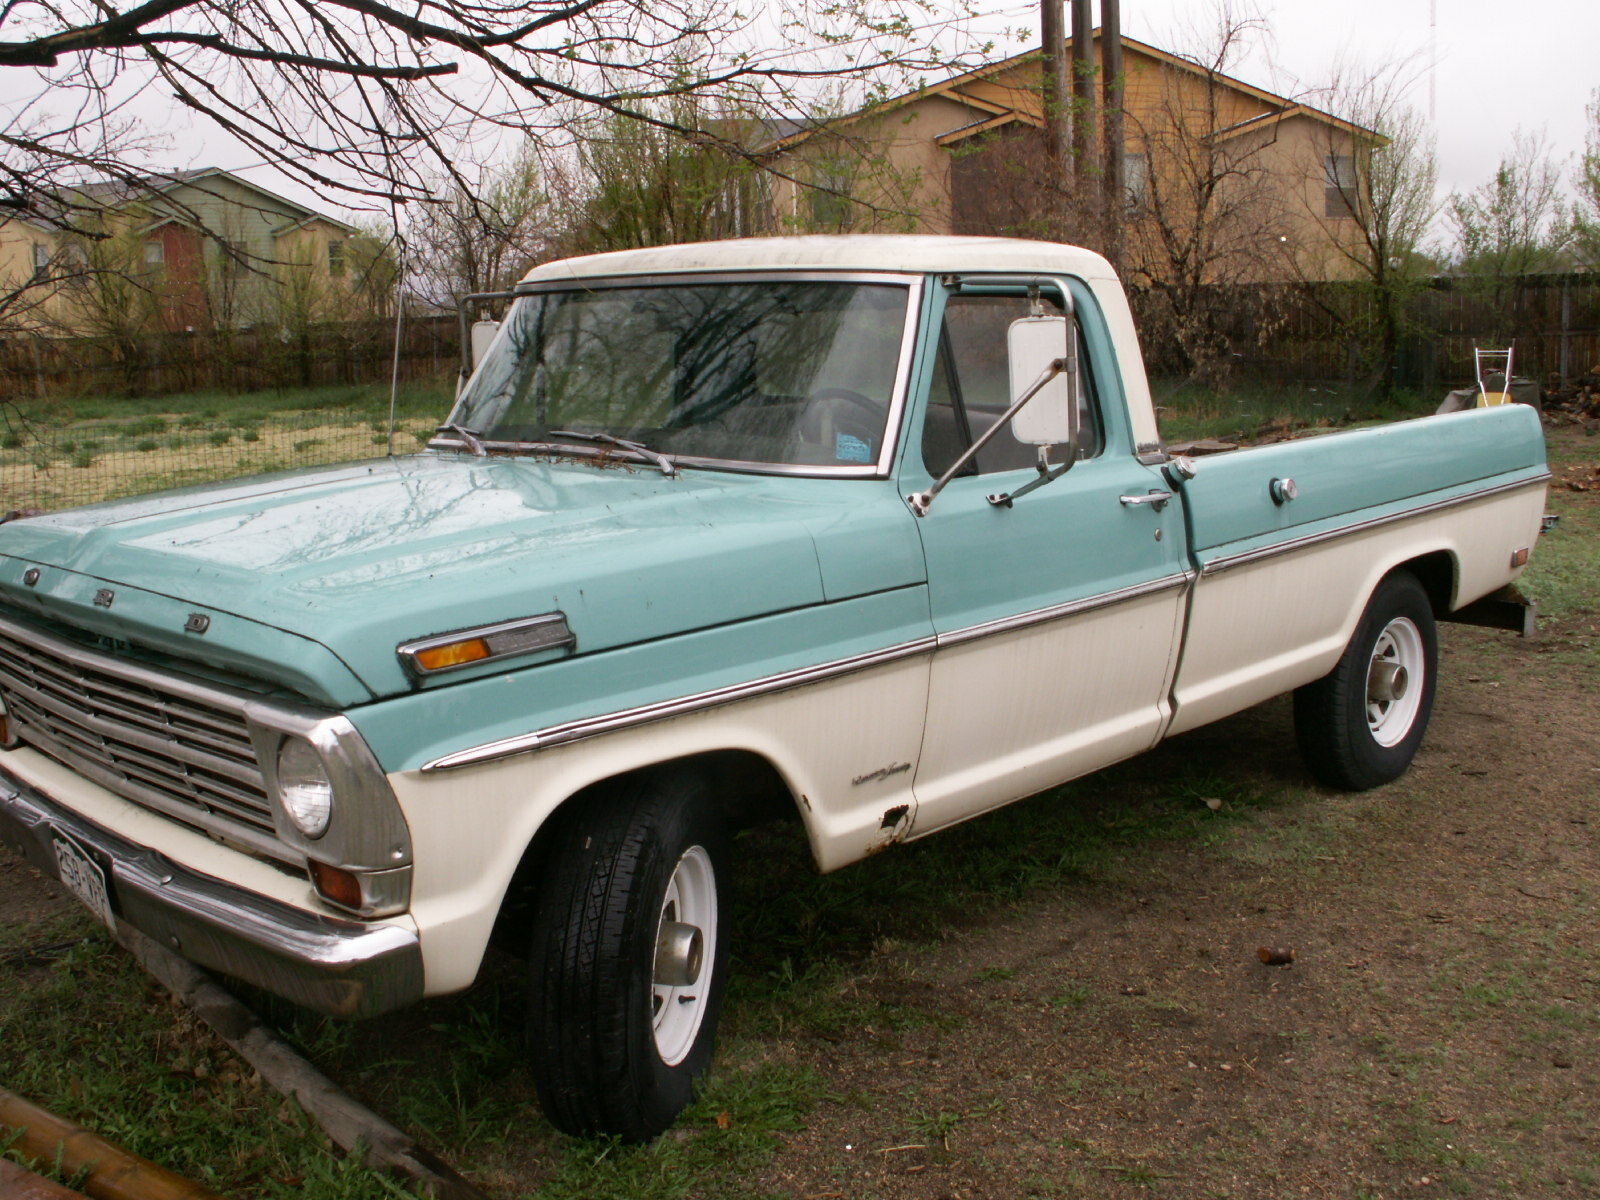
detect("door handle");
top-left (1119, 489), bottom-right (1173, 512)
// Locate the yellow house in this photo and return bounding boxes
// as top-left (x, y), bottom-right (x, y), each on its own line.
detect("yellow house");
top-left (768, 31), bottom-right (1379, 284)
top-left (0, 216), bottom-right (69, 326)
top-left (0, 168), bottom-right (363, 335)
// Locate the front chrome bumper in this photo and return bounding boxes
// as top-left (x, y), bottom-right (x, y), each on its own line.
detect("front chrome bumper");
top-left (0, 762), bottom-right (423, 1018)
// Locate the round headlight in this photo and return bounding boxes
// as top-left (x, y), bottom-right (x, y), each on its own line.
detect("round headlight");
top-left (277, 737), bottom-right (333, 838)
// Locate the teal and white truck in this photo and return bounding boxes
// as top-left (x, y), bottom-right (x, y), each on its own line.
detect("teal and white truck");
top-left (0, 237), bottom-right (1549, 1138)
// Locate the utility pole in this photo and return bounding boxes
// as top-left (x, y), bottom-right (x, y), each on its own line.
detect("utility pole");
top-left (1070, 0), bottom-right (1097, 200)
top-left (1100, 0), bottom-right (1124, 269)
top-left (1040, 0), bottom-right (1070, 179)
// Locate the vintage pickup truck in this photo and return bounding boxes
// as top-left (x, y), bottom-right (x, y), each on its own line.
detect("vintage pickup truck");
top-left (0, 237), bottom-right (1549, 1139)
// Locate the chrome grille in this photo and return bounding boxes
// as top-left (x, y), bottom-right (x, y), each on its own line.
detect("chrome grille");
top-left (0, 618), bottom-right (280, 847)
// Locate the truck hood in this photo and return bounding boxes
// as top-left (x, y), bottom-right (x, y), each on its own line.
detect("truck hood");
top-left (0, 455), bottom-right (925, 706)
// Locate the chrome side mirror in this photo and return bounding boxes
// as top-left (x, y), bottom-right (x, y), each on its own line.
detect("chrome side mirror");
top-left (1007, 315), bottom-right (1078, 448)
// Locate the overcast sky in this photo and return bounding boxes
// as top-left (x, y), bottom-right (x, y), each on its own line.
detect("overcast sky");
top-left (970, 0), bottom-right (1597, 199)
top-left (6, 0), bottom-right (1593, 225)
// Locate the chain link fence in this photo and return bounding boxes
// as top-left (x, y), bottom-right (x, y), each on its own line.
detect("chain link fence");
top-left (2, 407), bottom-right (448, 515)
top-left (7, 273), bottom-right (1596, 515)
top-left (1, 315), bottom-right (465, 514)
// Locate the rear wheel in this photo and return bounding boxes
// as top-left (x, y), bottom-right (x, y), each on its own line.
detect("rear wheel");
top-left (528, 771), bottom-right (728, 1139)
top-left (1294, 570), bottom-right (1439, 791)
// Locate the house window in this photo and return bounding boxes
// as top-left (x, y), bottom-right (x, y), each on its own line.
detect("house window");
top-left (328, 239), bottom-right (345, 276)
top-left (1324, 155), bottom-right (1358, 219)
top-left (31, 243), bottom-right (50, 274)
top-left (143, 240), bottom-right (164, 267)
top-left (1124, 153), bottom-right (1150, 210)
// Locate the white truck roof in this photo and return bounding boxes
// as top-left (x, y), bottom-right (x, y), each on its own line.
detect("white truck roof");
top-left (517, 234), bottom-right (1157, 452)
top-left (519, 235), bottom-right (1118, 285)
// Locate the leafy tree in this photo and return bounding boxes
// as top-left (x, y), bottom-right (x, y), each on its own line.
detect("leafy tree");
top-left (1446, 130), bottom-right (1571, 281)
top-left (556, 87), bottom-right (929, 254)
top-left (339, 222), bottom-right (404, 322)
top-left (558, 100), bottom-right (773, 254)
top-left (1116, 8), bottom-right (1289, 388)
top-left (1572, 88), bottom-right (1600, 270)
top-left (1445, 130), bottom-right (1572, 356)
top-left (404, 149), bottom-right (554, 310)
top-left (58, 219), bottom-right (167, 392)
top-left (0, 0), bottom-right (980, 353)
top-left (1296, 60), bottom-right (1440, 396)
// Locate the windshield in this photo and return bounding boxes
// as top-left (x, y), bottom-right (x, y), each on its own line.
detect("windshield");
top-left (446, 278), bottom-right (913, 472)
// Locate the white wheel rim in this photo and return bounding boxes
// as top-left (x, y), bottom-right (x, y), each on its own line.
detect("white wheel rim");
top-left (1367, 616), bottom-right (1425, 747)
top-left (651, 845), bottom-right (717, 1067)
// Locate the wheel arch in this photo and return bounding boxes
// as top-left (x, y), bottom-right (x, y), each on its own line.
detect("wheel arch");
top-left (1393, 548), bottom-right (1459, 617)
top-left (489, 747), bottom-right (801, 954)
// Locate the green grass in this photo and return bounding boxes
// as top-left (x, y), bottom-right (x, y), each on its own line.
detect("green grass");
top-left (2, 379), bottom-right (455, 512)
top-left (0, 927), bottom-right (403, 1198)
top-left (13, 381), bottom-right (450, 426)
top-left (1521, 487), bottom-right (1600, 622)
top-left (1150, 378), bottom-right (1438, 444)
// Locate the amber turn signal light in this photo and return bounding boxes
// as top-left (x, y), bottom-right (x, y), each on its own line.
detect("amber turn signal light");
top-left (411, 638), bottom-right (491, 671)
top-left (309, 859), bottom-right (364, 911)
top-left (397, 613), bottom-right (576, 678)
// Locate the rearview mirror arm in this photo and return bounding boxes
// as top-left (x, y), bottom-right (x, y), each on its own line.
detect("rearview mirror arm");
top-left (985, 437), bottom-right (1080, 508)
top-left (908, 357), bottom-right (1068, 518)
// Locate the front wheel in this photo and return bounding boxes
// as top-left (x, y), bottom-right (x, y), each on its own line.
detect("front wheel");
top-left (1294, 570), bottom-right (1439, 791)
top-left (528, 770), bottom-right (728, 1139)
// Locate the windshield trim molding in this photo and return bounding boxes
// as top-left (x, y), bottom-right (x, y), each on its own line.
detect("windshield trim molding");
top-left (426, 437), bottom-right (893, 480)
top-left (448, 271), bottom-right (926, 481)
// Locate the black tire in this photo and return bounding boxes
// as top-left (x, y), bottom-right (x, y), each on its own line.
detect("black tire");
top-left (1294, 570), bottom-right (1439, 791)
top-left (528, 770), bottom-right (728, 1140)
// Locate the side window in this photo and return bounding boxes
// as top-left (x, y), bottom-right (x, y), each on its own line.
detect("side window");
top-left (921, 293), bottom-right (1103, 478)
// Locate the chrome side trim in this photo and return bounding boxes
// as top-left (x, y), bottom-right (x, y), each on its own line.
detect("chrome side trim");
top-left (0, 763), bottom-right (423, 1018)
top-left (936, 572), bottom-right (1193, 649)
top-left (424, 573), bottom-right (1192, 773)
top-left (1199, 475), bottom-right (1551, 577)
top-left (422, 636), bottom-right (939, 772)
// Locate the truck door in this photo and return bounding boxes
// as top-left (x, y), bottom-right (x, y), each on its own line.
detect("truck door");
top-left (903, 281), bottom-right (1190, 837)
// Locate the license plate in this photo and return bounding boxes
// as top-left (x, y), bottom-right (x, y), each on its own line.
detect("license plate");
top-left (52, 831), bottom-right (116, 932)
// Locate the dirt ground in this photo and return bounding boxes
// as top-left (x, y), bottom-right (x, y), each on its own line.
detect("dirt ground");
top-left (3, 443), bottom-right (1597, 1199)
top-left (741, 619), bottom-right (1600, 1200)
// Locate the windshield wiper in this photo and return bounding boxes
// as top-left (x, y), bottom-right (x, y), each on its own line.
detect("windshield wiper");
top-left (549, 430), bottom-right (676, 477)
top-left (436, 422), bottom-right (488, 457)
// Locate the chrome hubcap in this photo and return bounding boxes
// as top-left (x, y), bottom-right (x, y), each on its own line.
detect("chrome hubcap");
top-left (1367, 659), bottom-right (1409, 705)
top-left (654, 920), bottom-right (704, 989)
top-left (651, 845), bottom-right (716, 1066)
top-left (1366, 617), bottom-right (1424, 747)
